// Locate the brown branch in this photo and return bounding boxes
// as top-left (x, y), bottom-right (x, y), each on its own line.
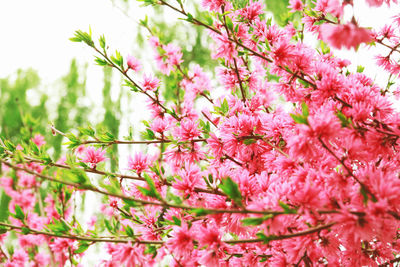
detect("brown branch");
top-left (224, 222), bottom-right (336, 244)
top-left (0, 222), bottom-right (163, 245)
top-left (0, 159), bottom-right (288, 216)
top-left (157, 0), bottom-right (317, 88)
top-left (379, 256), bottom-right (400, 267)
top-left (0, 221), bottom-right (336, 245)
top-left (93, 47), bottom-right (177, 119)
top-left (318, 138), bottom-right (377, 201)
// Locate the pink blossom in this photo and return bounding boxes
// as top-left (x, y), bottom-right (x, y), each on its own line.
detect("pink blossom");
top-left (289, 0), bottom-right (303, 11)
top-left (166, 224), bottom-right (194, 258)
top-left (34, 253), bottom-right (51, 266)
top-left (149, 36), bottom-right (160, 48)
top-left (164, 43), bottom-right (183, 66)
top-left (319, 23), bottom-right (372, 49)
top-left (127, 152), bottom-right (151, 174)
top-left (49, 238), bottom-right (77, 266)
top-left (11, 249), bottom-right (29, 265)
top-left (81, 146), bottom-right (107, 167)
top-left (75, 145), bottom-right (86, 155)
top-left (150, 116), bottom-right (172, 133)
top-left (315, 0), bottom-right (343, 18)
top-left (173, 162), bottom-right (204, 197)
top-left (173, 119), bottom-right (202, 141)
top-left (32, 134), bottom-right (45, 148)
top-left (365, 0), bottom-right (397, 6)
top-left (3, 1), bottom-right (400, 265)
top-left (212, 34), bottom-right (237, 63)
top-left (126, 55), bottom-right (142, 72)
top-left (201, 0), bottom-right (229, 12)
top-left (195, 224), bottom-right (222, 249)
top-left (237, 1), bottom-right (264, 21)
top-left (141, 74), bottom-right (160, 91)
top-left (107, 242), bottom-right (146, 266)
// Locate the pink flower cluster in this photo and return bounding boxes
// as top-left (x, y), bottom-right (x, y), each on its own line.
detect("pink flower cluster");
top-left (2, 0), bottom-right (400, 266)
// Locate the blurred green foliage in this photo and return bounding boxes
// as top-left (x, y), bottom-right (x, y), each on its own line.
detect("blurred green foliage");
top-left (0, 69), bottom-right (46, 144)
top-left (99, 67), bottom-right (122, 172)
top-left (263, 0), bottom-right (292, 27)
top-left (53, 59), bottom-right (90, 159)
top-left (0, 59), bottom-right (122, 165)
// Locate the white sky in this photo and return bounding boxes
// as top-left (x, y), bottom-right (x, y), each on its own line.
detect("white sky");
top-left (0, 0), bottom-right (145, 81)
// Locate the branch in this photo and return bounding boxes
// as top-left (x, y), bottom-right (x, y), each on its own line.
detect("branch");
top-left (157, 0), bottom-right (317, 88)
top-left (17, 153), bottom-right (225, 196)
top-left (0, 221), bottom-right (336, 245)
top-left (92, 46), bottom-right (177, 119)
top-left (224, 222), bottom-right (336, 244)
top-left (0, 222), bottom-right (163, 245)
top-left (51, 125), bottom-right (207, 145)
top-left (317, 137), bottom-right (377, 201)
top-left (0, 159), bottom-right (290, 216)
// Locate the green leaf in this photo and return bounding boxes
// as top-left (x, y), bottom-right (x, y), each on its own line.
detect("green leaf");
top-left (225, 16), bottom-right (234, 31)
top-left (360, 186), bottom-right (369, 205)
top-left (221, 99), bottom-right (229, 115)
top-left (40, 154), bottom-right (53, 165)
top-left (99, 177), bottom-right (121, 195)
top-left (256, 232), bottom-right (278, 244)
top-left (124, 225), bottom-right (135, 237)
top-left (219, 177), bottom-right (243, 207)
top-left (78, 126), bottom-right (95, 137)
top-left (98, 132), bottom-right (115, 142)
top-left (141, 129), bottom-right (156, 140)
top-left (243, 138), bottom-right (257, 145)
top-left (12, 205), bottom-right (25, 221)
top-left (278, 201), bottom-right (297, 214)
top-left (144, 244), bottom-right (157, 258)
top-left (46, 220), bottom-right (70, 234)
top-left (29, 140), bottom-right (40, 155)
top-left (21, 227), bottom-right (30, 235)
top-left (65, 132), bottom-right (80, 142)
top-left (318, 40), bottom-right (330, 54)
top-left (172, 216), bottom-right (181, 226)
top-left (74, 242), bottom-right (90, 254)
top-left (104, 219), bottom-right (113, 233)
top-left (4, 140), bottom-right (16, 152)
top-left (70, 30), bottom-right (94, 47)
top-left (199, 120), bottom-right (210, 135)
top-left (301, 102), bottom-right (309, 118)
top-left (124, 80), bottom-right (140, 92)
top-left (336, 111), bottom-right (352, 128)
top-left (357, 65), bottom-right (365, 73)
top-left (241, 214), bottom-right (274, 226)
top-left (110, 50), bottom-right (124, 68)
top-left (137, 173), bottom-right (161, 200)
top-left (290, 113), bottom-right (308, 125)
top-left (290, 102), bottom-right (310, 125)
top-left (139, 16), bottom-right (148, 27)
top-left (241, 217), bottom-right (264, 226)
top-left (186, 13), bottom-right (194, 22)
top-left (99, 35), bottom-right (106, 49)
top-left (165, 189), bottom-right (183, 205)
top-left (64, 168), bottom-right (90, 185)
top-left (123, 199), bottom-right (138, 208)
top-left (191, 208), bottom-right (212, 216)
top-left (95, 57), bottom-right (108, 66)
top-left (137, 0), bottom-right (156, 6)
